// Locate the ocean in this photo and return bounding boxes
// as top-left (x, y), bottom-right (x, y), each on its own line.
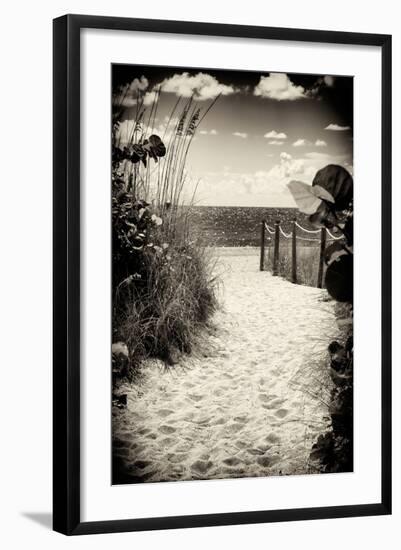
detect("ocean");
top-left (189, 206), bottom-right (317, 247)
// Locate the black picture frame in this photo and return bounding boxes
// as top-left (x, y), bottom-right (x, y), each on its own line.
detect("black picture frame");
top-left (53, 14), bottom-right (392, 535)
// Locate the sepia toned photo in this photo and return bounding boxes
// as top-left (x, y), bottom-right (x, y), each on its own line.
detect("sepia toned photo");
top-left (111, 64), bottom-right (354, 485)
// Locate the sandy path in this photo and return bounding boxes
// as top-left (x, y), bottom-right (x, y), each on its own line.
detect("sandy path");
top-left (113, 248), bottom-right (338, 483)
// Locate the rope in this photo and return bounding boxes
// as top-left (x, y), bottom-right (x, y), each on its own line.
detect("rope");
top-left (295, 221), bottom-right (321, 234)
top-left (326, 229), bottom-right (343, 240)
top-left (279, 226), bottom-right (292, 239)
top-left (296, 220), bottom-right (343, 240)
top-left (264, 223), bottom-right (275, 235)
top-left (264, 221), bottom-right (342, 241)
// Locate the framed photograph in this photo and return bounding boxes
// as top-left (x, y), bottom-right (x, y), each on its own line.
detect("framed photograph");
top-left (53, 14), bottom-right (392, 535)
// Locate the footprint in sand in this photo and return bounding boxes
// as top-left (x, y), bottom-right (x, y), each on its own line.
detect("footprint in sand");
top-left (247, 448), bottom-right (265, 456)
top-left (256, 456), bottom-right (272, 468)
top-left (157, 409), bottom-right (174, 417)
top-left (133, 460), bottom-right (152, 469)
top-left (258, 394), bottom-right (272, 403)
top-left (234, 439), bottom-right (248, 449)
top-left (234, 415), bottom-right (248, 423)
top-left (212, 417), bottom-right (226, 426)
top-left (193, 416), bottom-right (211, 426)
top-left (138, 427), bottom-right (151, 435)
top-left (191, 460), bottom-right (213, 475)
top-left (271, 397), bottom-right (286, 407)
top-left (188, 394), bottom-right (203, 402)
top-left (263, 399), bottom-right (286, 410)
top-left (223, 457), bottom-right (242, 466)
top-left (130, 442), bottom-right (147, 452)
top-left (224, 422), bottom-right (244, 434)
top-left (160, 437), bottom-right (175, 446)
top-left (168, 453), bottom-right (189, 463)
top-left (159, 425), bottom-right (176, 434)
top-left (199, 452), bottom-right (211, 461)
top-left (175, 442), bottom-right (192, 452)
top-left (266, 433), bottom-right (281, 444)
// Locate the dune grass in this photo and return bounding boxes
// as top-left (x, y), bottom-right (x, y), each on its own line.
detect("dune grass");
top-left (265, 243), bottom-right (323, 287)
top-left (114, 234), bottom-right (218, 368)
top-left (112, 90), bottom-right (219, 374)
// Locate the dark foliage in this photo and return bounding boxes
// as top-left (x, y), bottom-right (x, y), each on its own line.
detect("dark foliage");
top-left (307, 165), bottom-right (354, 473)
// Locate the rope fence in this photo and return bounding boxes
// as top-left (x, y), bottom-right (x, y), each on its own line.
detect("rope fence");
top-left (259, 218), bottom-right (343, 287)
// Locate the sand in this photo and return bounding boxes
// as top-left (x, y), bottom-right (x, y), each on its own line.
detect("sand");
top-left (113, 247), bottom-right (339, 483)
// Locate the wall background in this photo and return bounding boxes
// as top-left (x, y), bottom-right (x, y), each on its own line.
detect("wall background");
top-left (0, 1), bottom-right (399, 547)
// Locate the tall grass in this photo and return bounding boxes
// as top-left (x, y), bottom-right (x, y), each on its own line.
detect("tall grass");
top-left (265, 242), bottom-right (324, 287)
top-left (114, 90), bottom-right (219, 227)
top-left (112, 88), bottom-right (219, 373)
top-left (115, 241), bottom-right (218, 367)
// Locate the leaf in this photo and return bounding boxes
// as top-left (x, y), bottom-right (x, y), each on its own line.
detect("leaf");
top-left (324, 242), bottom-right (347, 266)
top-left (311, 184), bottom-right (335, 203)
top-left (143, 134), bottom-right (166, 160)
top-left (312, 164), bottom-right (353, 211)
top-left (325, 255), bottom-right (353, 303)
top-left (287, 180), bottom-right (323, 214)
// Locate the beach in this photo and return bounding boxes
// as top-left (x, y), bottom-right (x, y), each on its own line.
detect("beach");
top-left (113, 247), bottom-right (339, 483)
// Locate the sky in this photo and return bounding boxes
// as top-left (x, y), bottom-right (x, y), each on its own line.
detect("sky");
top-left (113, 65), bottom-right (353, 207)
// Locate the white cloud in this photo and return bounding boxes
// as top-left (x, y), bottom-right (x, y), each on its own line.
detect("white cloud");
top-left (292, 139), bottom-right (311, 147)
top-left (116, 116), bottom-right (182, 145)
top-left (199, 128), bottom-right (218, 135)
top-left (195, 169), bottom-right (294, 207)
top-left (143, 90), bottom-right (158, 106)
top-left (293, 138), bottom-right (327, 147)
top-left (254, 73), bottom-right (306, 101)
top-left (270, 152), bottom-right (307, 178)
top-left (264, 130), bottom-right (287, 139)
top-left (268, 140), bottom-right (285, 145)
top-left (325, 123), bottom-right (351, 131)
top-left (233, 132), bottom-right (248, 139)
top-left (128, 76), bottom-right (149, 92)
top-left (160, 72), bottom-right (236, 100)
top-left (114, 76), bottom-right (150, 107)
top-left (194, 149), bottom-right (352, 207)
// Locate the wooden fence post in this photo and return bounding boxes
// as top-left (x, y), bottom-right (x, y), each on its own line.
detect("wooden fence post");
top-left (317, 227), bottom-right (327, 288)
top-left (273, 220), bottom-right (280, 276)
top-left (291, 219), bottom-right (297, 284)
top-left (260, 220), bottom-right (266, 271)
